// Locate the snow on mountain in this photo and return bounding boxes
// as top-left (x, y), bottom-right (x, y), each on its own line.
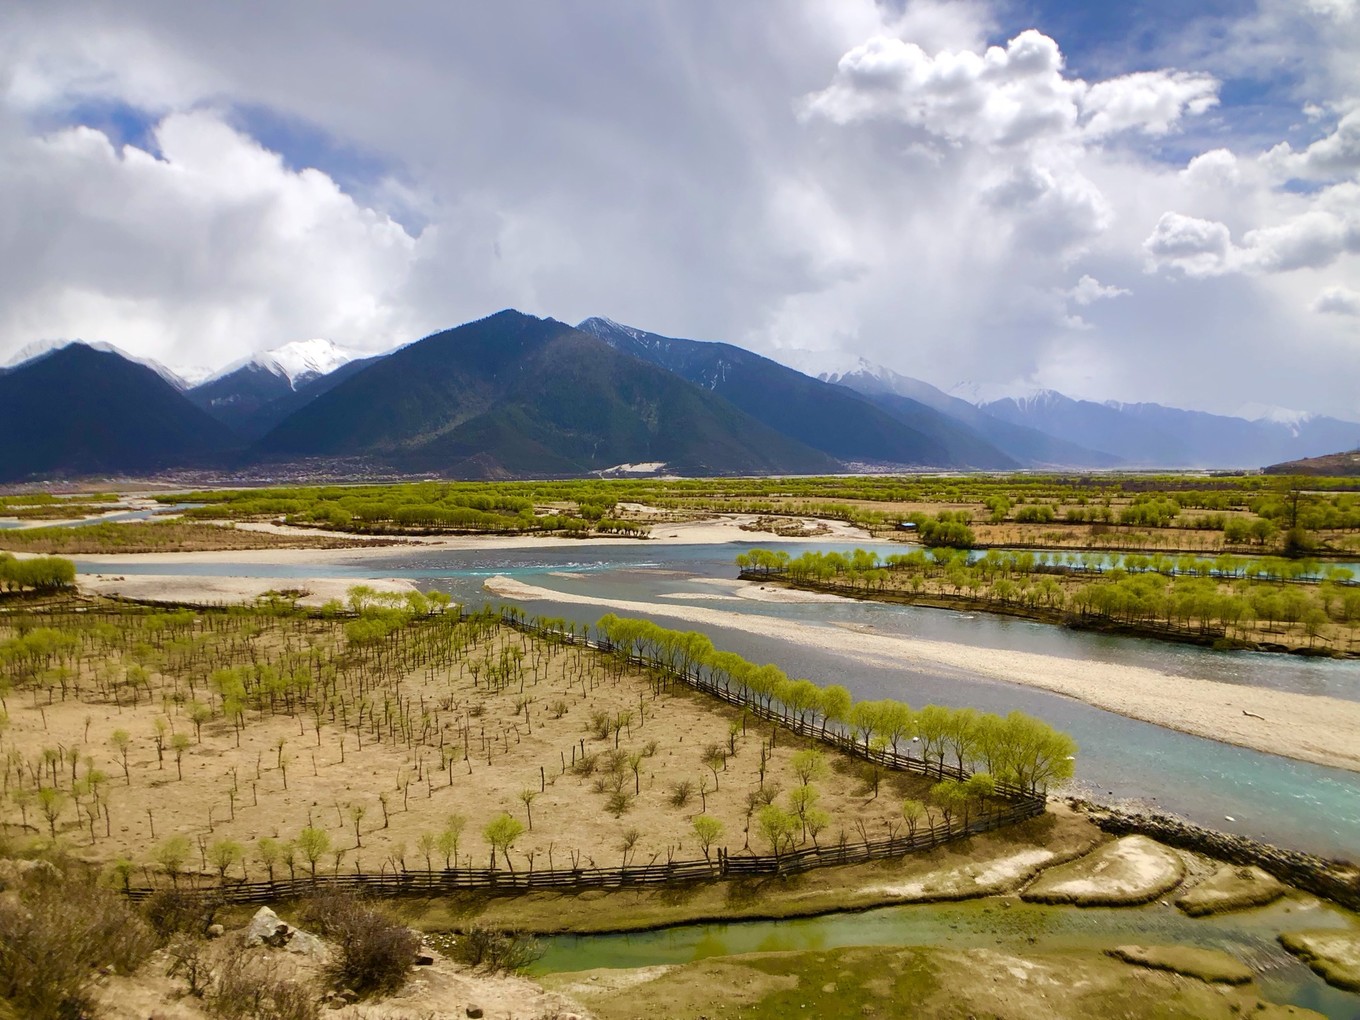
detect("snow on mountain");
top-left (1235, 402), bottom-right (1319, 433)
top-left (205, 339), bottom-right (361, 390)
top-left (949, 380), bottom-right (1065, 407)
top-left (2, 339), bottom-right (189, 389)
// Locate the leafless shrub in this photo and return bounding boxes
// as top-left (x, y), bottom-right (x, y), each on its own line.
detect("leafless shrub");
top-left (0, 862), bottom-right (156, 1019)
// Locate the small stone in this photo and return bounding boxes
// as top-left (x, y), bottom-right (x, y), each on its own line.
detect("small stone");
top-left (466, 1006), bottom-right (485, 1019)
top-left (341, 988), bottom-right (360, 1004)
top-left (415, 952), bottom-right (435, 966)
top-left (206, 923), bottom-right (225, 939)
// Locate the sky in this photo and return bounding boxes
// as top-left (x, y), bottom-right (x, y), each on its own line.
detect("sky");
top-left (1, 0), bottom-right (1357, 418)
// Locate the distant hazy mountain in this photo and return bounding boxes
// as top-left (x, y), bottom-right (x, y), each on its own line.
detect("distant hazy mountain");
top-left (254, 311), bottom-right (839, 477)
top-left (190, 340), bottom-right (374, 440)
top-left (801, 358), bottom-right (1120, 468)
top-left (578, 318), bottom-right (1016, 469)
top-left (973, 390), bottom-right (1360, 468)
top-left (0, 344), bottom-right (235, 481)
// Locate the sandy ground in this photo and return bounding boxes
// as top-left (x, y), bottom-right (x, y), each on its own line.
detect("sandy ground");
top-left (484, 577), bottom-right (1360, 776)
top-left (60, 514), bottom-right (873, 565)
top-left (1022, 835), bottom-right (1185, 905)
top-left (78, 573), bottom-right (420, 607)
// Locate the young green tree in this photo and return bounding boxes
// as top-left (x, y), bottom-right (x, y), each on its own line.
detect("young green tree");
top-left (436, 814), bottom-right (466, 869)
top-left (692, 815), bottom-right (723, 863)
top-left (483, 813), bottom-right (525, 872)
top-left (155, 834), bottom-right (192, 886)
top-left (297, 826), bottom-right (331, 879)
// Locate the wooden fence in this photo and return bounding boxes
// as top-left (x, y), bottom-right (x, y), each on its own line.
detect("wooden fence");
top-left (123, 609), bottom-right (1045, 904)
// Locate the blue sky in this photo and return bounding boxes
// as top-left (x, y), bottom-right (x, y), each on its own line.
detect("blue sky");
top-left (1, 0), bottom-right (1356, 418)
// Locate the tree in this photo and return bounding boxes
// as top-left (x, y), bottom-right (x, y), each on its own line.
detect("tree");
top-left (692, 815), bottom-right (723, 863)
top-left (519, 788), bottom-right (539, 830)
top-left (901, 799), bottom-right (925, 838)
top-left (36, 786), bottom-right (66, 839)
top-left (791, 748), bottom-right (827, 786)
top-left (297, 826), bottom-right (331, 879)
top-left (416, 832), bottom-right (438, 871)
top-left (257, 837), bottom-right (280, 884)
top-left (171, 733), bottom-right (191, 780)
top-left (818, 684), bottom-right (852, 737)
top-left (155, 834), bottom-right (191, 886)
top-left (110, 729), bottom-right (132, 784)
top-left (483, 813), bottom-right (524, 872)
top-left (756, 805), bottom-right (797, 860)
top-left (208, 838), bottom-right (243, 882)
top-left (436, 814), bottom-right (466, 869)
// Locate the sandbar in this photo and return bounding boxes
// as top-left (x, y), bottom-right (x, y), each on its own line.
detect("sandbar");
top-left (78, 573), bottom-right (418, 607)
top-left (483, 576), bottom-right (1360, 775)
top-left (54, 513), bottom-right (873, 565)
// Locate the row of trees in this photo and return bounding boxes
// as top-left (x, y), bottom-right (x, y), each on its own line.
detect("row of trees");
top-left (0, 554), bottom-right (75, 593)
top-left (593, 614), bottom-right (1077, 795)
top-left (742, 547), bottom-right (1360, 648)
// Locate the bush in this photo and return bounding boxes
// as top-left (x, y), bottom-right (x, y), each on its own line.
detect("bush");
top-left (450, 924), bottom-right (543, 973)
top-left (0, 863), bottom-right (156, 1019)
top-left (208, 938), bottom-right (319, 1020)
top-left (299, 891), bottom-right (418, 997)
top-left (141, 887), bottom-right (222, 940)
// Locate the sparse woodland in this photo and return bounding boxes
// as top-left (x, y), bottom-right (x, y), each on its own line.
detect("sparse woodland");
top-left (0, 587), bottom-right (1072, 892)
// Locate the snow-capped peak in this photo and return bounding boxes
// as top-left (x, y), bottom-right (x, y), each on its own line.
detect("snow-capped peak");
top-left (577, 317), bottom-right (668, 350)
top-left (254, 339), bottom-right (357, 387)
top-left (2, 339), bottom-right (189, 388)
top-left (203, 338), bottom-right (360, 389)
top-left (1236, 402), bottom-right (1316, 430)
top-left (949, 380), bottom-right (1066, 407)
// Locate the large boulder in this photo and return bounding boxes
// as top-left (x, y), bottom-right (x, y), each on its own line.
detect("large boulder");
top-left (243, 905), bottom-right (324, 955)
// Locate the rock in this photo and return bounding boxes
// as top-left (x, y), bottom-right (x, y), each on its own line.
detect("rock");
top-left (286, 928), bottom-right (325, 957)
top-left (415, 952), bottom-right (435, 966)
top-left (0, 858), bottom-right (60, 890)
top-left (206, 923), bottom-right (225, 939)
top-left (244, 906), bottom-right (288, 948)
top-left (1176, 865), bottom-right (1285, 917)
top-left (1106, 944), bottom-right (1254, 984)
top-left (466, 1006), bottom-right (485, 1018)
top-left (340, 988), bottom-right (360, 1004)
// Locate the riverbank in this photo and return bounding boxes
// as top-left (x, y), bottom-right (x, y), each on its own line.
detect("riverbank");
top-left (484, 576), bottom-right (1360, 776)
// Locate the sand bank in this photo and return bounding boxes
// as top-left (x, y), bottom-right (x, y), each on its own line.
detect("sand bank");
top-left (482, 576), bottom-right (1360, 775)
top-left (78, 573), bottom-right (417, 607)
top-left (59, 514), bottom-right (873, 566)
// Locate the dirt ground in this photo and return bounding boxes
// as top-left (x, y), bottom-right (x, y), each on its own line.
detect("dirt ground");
top-left (0, 603), bottom-right (945, 883)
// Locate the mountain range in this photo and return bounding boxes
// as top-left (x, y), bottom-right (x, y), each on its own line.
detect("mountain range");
top-left (1, 312), bottom-right (1357, 483)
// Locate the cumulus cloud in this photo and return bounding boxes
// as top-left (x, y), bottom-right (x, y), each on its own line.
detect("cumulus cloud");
top-left (0, 109), bottom-right (422, 368)
top-left (1068, 275), bottom-right (1130, 305)
top-left (1311, 285), bottom-right (1360, 315)
top-left (1264, 108), bottom-right (1360, 180)
top-left (1144, 183), bottom-right (1360, 277)
top-left (803, 28), bottom-right (1218, 146)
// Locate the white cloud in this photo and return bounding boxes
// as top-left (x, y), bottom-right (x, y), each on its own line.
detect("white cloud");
top-left (1144, 183), bottom-right (1360, 276)
top-left (0, 110), bottom-right (422, 368)
top-left (1264, 108), bottom-right (1360, 180)
top-left (803, 28), bottom-right (1217, 147)
top-left (1312, 285), bottom-right (1360, 314)
top-left (1068, 275), bottom-right (1130, 305)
